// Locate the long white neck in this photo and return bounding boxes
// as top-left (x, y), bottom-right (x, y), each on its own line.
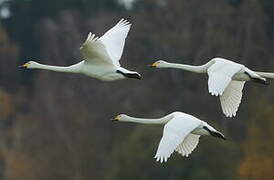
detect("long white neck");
top-left (31, 62), bottom-right (82, 73)
top-left (120, 114), bottom-right (173, 125)
top-left (160, 61), bottom-right (213, 73)
top-left (255, 71), bottom-right (274, 79)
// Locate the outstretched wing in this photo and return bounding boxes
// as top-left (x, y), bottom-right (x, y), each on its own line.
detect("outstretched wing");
top-left (220, 81), bottom-right (245, 117)
top-left (80, 32), bottom-right (113, 65)
top-left (99, 19), bottom-right (131, 66)
top-left (207, 61), bottom-right (243, 96)
top-left (154, 115), bottom-right (201, 163)
top-left (175, 134), bottom-right (200, 157)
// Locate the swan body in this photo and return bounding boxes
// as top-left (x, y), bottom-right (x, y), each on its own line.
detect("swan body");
top-left (20, 19), bottom-right (141, 81)
top-left (151, 57), bottom-right (272, 117)
top-left (113, 112), bottom-right (225, 163)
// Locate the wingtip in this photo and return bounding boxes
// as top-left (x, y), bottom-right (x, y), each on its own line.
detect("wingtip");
top-left (224, 112), bottom-right (236, 118)
top-left (209, 89), bottom-right (217, 96)
top-left (84, 32), bottom-right (92, 43)
top-left (154, 155), bottom-right (169, 163)
top-left (83, 32), bottom-right (98, 44)
top-left (210, 91), bottom-right (218, 96)
top-left (118, 18), bottom-right (131, 26)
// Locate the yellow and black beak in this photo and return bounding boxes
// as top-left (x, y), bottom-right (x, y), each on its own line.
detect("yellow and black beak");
top-left (18, 63), bottom-right (28, 68)
top-left (111, 115), bottom-right (119, 122)
top-left (150, 62), bottom-right (158, 67)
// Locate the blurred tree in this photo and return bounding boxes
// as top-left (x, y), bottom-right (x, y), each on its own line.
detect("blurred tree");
top-left (260, 1), bottom-right (274, 47)
top-left (0, 24), bottom-right (19, 180)
top-left (236, 97), bottom-right (274, 180)
top-left (2, 0), bottom-right (124, 65)
top-left (0, 24), bottom-right (19, 90)
top-left (106, 125), bottom-right (240, 180)
top-left (128, 0), bottom-right (273, 129)
top-left (0, 0), bottom-right (274, 180)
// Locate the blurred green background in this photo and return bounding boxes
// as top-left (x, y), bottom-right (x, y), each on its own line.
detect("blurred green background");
top-left (0, 0), bottom-right (274, 179)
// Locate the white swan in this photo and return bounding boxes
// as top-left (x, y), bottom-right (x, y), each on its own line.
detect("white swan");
top-left (19, 19), bottom-right (141, 81)
top-left (112, 112), bottom-right (225, 163)
top-left (151, 57), bottom-right (273, 117)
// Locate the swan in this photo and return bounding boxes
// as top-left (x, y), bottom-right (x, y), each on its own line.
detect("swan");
top-left (112, 112), bottom-right (225, 163)
top-left (19, 19), bottom-right (141, 81)
top-left (150, 57), bottom-right (273, 117)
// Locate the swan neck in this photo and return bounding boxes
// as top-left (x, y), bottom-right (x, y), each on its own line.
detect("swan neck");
top-left (163, 62), bottom-right (208, 73)
top-left (33, 63), bottom-right (81, 73)
top-left (255, 71), bottom-right (274, 79)
top-left (121, 115), bottom-right (172, 124)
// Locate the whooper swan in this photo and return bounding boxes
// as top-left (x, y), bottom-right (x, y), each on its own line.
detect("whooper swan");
top-left (112, 112), bottom-right (225, 163)
top-left (20, 19), bottom-right (141, 81)
top-left (151, 57), bottom-right (273, 117)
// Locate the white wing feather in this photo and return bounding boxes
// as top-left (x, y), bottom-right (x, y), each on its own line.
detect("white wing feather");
top-left (99, 19), bottom-right (131, 66)
top-left (175, 134), bottom-right (200, 157)
top-left (220, 81), bottom-right (245, 117)
top-left (80, 32), bottom-right (113, 65)
top-left (154, 115), bottom-right (201, 163)
top-left (207, 61), bottom-right (243, 96)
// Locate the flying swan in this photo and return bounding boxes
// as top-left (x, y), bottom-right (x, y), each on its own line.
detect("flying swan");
top-left (112, 112), bottom-right (225, 163)
top-left (151, 57), bottom-right (274, 117)
top-left (19, 19), bottom-right (141, 81)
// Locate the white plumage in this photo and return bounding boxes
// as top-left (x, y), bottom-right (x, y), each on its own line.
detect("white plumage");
top-left (151, 57), bottom-right (270, 117)
top-left (175, 134), bottom-right (200, 157)
top-left (219, 81), bottom-right (245, 117)
top-left (154, 114), bottom-right (201, 162)
top-left (207, 60), bottom-right (243, 96)
top-left (113, 112), bottom-right (225, 163)
top-left (20, 19), bottom-right (141, 81)
top-left (80, 19), bottom-right (131, 67)
top-left (99, 19), bottom-right (131, 66)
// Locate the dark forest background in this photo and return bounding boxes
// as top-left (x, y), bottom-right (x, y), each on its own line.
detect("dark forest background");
top-left (0, 0), bottom-right (274, 179)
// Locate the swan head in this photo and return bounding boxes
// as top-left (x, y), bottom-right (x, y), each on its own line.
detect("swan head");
top-left (19, 61), bottom-right (40, 69)
top-left (111, 114), bottom-right (128, 121)
top-left (150, 60), bottom-right (169, 68)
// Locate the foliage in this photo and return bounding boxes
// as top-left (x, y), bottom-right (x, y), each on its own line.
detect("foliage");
top-left (0, 0), bottom-right (274, 180)
top-left (236, 97), bottom-right (274, 180)
top-left (107, 125), bottom-right (240, 180)
top-left (0, 24), bottom-right (19, 90)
